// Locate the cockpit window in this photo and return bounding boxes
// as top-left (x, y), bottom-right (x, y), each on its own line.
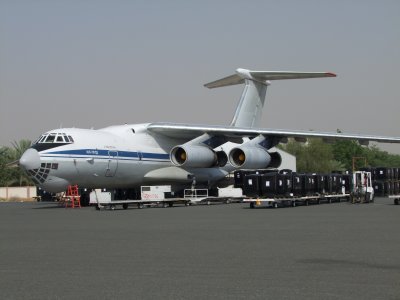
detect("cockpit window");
top-left (45, 134), bottom-right (56, 143)
top-left (33, 133), bottom-right (74, 145)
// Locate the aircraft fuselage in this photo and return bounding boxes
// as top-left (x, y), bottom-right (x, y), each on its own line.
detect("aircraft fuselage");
top-left (21, 124), bottom-right (232, 193)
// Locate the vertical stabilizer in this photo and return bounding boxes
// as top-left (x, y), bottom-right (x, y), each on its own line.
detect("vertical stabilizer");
top-left (230, 70), bottom-right (268, 127)
top-left (204, 68), bottom-right (336, 128)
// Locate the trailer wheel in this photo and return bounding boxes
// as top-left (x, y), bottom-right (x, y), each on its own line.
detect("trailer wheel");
top-left (273, 202), bottom-right (278, 209)
top-left (138, 203), bottom-right (144, 209)
top-left (395, 199), bottom-right (399, 205)
top-left (122, 203), bottom-right (128, 210)
top-left (110, 205), bottom-right (116, 210)
top-left (305, 200), bottom-right (309, 206)
top-left (291, 201), bottom-right (296, 207)
top-left (168, 202), bottom-right (174, 207)
top-left (250, 202), bottom-right (255, 209)
top-left (162, 202), bottom-right (168, 208)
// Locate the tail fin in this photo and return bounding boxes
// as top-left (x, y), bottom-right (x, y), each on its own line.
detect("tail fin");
top-left (204, 68), bottom-right (336, 128)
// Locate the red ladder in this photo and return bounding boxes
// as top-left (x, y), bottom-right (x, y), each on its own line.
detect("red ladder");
top-left (64, 185), bottom-right (81, 208)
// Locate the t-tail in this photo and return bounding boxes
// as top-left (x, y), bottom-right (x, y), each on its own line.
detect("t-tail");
top-left (204, 68), bottom-right (336, 128)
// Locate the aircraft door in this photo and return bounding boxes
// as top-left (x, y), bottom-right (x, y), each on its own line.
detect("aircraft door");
top-left (105, 151), bottom-right (119, 177)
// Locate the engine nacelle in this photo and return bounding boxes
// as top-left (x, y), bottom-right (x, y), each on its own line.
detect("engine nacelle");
top-left (229, 146), bottom-right (282, 169)
top-left (171, 145), bottom-right (228, 168)
top-left (268, 151), bottom-right (282, 168)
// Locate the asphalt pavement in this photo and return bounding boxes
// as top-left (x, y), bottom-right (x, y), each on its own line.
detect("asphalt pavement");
top-left (0, 198), bottom-right (399, 300)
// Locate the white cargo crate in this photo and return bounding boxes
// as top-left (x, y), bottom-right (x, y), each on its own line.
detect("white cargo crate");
top-left (141, 185), bottom-right (171, 201)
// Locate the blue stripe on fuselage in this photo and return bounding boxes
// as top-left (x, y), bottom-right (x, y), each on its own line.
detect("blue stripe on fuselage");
top-left (42, 149), bottom-right (170, 161)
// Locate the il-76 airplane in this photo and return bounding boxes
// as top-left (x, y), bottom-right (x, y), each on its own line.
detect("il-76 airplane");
top-left (19, 68), bottom-right (400, 200)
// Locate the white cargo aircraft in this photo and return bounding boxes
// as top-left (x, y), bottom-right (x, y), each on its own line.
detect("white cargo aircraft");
top-left (19, 68), bottom-right (400, 201)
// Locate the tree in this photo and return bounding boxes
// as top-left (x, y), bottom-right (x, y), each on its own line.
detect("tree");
top-left (0, 147), bottom-right (15, 186)
top-left (0, 140), bottom-right (33, 187)
top-left (331, 140), bottom-right (364, 170)
top-left (362, 145), bottom-right (400, 167)
top-left (280, 138), bottom-right (345, 173)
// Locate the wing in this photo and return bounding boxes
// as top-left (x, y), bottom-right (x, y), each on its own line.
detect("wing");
top-left (147, 122), bottom-right (400, 145)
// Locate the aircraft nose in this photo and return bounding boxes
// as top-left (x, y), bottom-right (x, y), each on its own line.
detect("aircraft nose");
top-left (19, 148), bottom-right (41, 170)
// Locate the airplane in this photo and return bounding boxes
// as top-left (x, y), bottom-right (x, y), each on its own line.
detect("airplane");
top-left (18, 68), bottom-right (400, 204)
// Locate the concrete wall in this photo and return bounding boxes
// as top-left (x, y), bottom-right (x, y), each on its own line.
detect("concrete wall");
top-left (0, 186), bottom-right (37, 200)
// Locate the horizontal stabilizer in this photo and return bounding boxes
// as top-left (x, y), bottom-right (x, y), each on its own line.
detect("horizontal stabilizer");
top-left (204, 68), bottom-right (336, 88)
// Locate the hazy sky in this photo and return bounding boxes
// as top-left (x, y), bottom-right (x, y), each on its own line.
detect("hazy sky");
top-left (1, 1), bottom-right (399, 153)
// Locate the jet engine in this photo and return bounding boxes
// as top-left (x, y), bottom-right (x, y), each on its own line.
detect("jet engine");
top-left (171, 145), bottom-right (227, 168)
top-left (229, 146), bottom-right (282, 169)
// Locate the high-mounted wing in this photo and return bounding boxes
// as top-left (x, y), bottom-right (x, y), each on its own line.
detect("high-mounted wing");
top-left (147, 122), bottom-right (400, 145)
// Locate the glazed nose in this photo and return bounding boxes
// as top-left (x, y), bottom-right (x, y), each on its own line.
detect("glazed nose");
top-left (19, 148), bottom-right (41, 170)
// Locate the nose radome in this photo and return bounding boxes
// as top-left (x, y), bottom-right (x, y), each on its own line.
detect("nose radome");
top-left (19, 148), bottom-right (41, 170)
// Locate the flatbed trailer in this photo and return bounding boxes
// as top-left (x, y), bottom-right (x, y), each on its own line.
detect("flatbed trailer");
top-left (91, 186), bottom-right (244, 210)
top-left (388, 195), bottom-right (400, 205)
top-left (95, 198), bottom-right (191, 210)
top-left (243, 193), bottom-right (350, 209)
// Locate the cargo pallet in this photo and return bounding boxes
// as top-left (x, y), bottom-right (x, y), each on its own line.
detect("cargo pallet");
top-left (244, 193), bottom-right (350, 209)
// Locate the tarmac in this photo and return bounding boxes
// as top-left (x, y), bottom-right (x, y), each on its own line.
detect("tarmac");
top-left (0, 198), bottom-right (399, 300)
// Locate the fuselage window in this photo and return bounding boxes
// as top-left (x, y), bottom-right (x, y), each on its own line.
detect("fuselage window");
top-left (64, 136), bottom-right (70, 143)
top-left (56, 136), bottom-right (64, 143)
top-left (68, 136), bottom-right (74, 142)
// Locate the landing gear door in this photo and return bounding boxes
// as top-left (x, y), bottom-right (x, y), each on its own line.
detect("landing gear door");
top-left (105, 151), bottom-right (118, 177)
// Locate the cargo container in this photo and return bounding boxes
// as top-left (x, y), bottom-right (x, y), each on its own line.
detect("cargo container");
top-left (341, 174), bottom-right (352, 194)
top-left (373, 181), bottom-right (385, 197)
top-left (375, 167), bottom-right (390, 181)
top-left (277, 173), bottom-right (292, 196)
top-left (260, 172), bottom-right (279, 198)
top-left (243, 174), bottom-right (263, 197)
